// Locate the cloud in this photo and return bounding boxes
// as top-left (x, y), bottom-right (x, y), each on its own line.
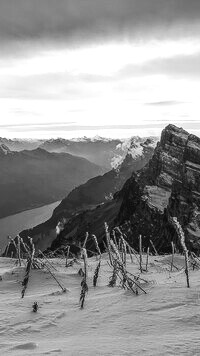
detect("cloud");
top-left (1, 0), bottom-right (200, 48)
top-left (145, 52), bottom-right (200, 78)
top-left (118, 51), bottom-right (200, 80)
top-left (3, 123), bottom-right (166, 132)
top-left (1, 1), bottom-right (200, 139)
top-left (0, 122), bottom-right (76, 128)
top-left (145, 101), bottom-right (184, 106)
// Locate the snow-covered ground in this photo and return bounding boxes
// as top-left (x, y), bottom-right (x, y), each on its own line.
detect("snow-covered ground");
top-left (0, 254), bottom-right (200, 355)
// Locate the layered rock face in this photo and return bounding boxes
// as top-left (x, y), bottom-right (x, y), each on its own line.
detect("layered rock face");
top-left (0, 144), bottom-right (12, 156)
top-left (117, 125), bottom-right (200, 252)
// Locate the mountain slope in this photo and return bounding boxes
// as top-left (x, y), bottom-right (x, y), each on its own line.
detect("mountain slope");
top-left (42, 124), bottom-right (200, 255)
top-left (40, 137), bottom-right (122, 168)
top-left (12, 139), bottom-right (156, 253)
top-left (53, 143), bottom-right (155, 219)
top-left (116, 124), bottom-right (200, 252)
top-left (0, 255), bottom-right (198, 355)
top-left (0, 148), bottom-right (104, 218)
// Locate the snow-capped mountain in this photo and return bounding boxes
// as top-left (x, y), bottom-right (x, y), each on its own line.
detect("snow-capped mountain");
top-left (0, 137), bottom-right (44, 152)
top-left (0, 136), bottom-right (158, 171)
top-left (111, 137), bottom-right (158, 169)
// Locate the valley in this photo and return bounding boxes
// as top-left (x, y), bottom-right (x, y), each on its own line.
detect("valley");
top-left (0, 201), bottom-right (60, 251)
top-left (0, 146), bottom-right (104, 218)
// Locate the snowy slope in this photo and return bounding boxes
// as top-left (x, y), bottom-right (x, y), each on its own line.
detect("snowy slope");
top-left (0, 254), bottom-right (199, 355)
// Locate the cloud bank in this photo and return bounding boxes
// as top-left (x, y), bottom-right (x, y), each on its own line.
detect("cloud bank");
top-left (1, 0), bottom-right (200, 46)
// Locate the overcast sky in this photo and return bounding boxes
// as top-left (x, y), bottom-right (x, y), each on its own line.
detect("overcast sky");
top-left (1, 0), bottom-right (200, 139)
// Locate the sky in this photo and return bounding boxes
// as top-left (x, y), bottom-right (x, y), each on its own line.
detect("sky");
top-left (0, 0), bottom-right (200, 139)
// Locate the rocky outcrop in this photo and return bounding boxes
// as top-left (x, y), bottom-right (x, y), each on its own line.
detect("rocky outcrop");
top-left (116, 125), bottom-right (200, 252)
top-left (0, 144), bottom-right (12, 156)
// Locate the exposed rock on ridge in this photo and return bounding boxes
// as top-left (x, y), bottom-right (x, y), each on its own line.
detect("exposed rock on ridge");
top-left (117, 124), bottom-right (200, 252)
top-left (0, 143), bottom-right (12, 156)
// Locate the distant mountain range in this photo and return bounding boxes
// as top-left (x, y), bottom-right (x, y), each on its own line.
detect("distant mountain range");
top-left (0, 136), bottom-right (158, 169)
top-left (0, 137), bottom-right (44, 152)
top-left (0, 145), bottom-right (104, 218)
top-left (39, 137), bottom-right (124, 169)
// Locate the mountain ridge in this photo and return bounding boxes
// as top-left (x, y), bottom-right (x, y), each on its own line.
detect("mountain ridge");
top-left (43, 124), bottom-right (200, 255)
top-left (0, 148), bottom-right (104, 219)
top-left (7, 139), bottom-right (156, 253)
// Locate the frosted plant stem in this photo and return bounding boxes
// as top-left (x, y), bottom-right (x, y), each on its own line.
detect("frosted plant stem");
top-left (139, 235), bottom-right (143, 273)
top-left (146, 247), bottom-right (149, 272)
top-left (65, 246), bottom-right (70, 267)
top-left (17, 235), bottom-right (21, 266)
top-left (43, 261), bottom-right (66, 292)
top-left (171, 217), bottom-right (190, 288)
top-left (171, 241), bottom-right (174, 272)
top-left (39, 249), bottom-right (57, 271)
top-left (105, 222), bottom-right (113, 266)
top-left (83, 232), bottom-right (89, 248)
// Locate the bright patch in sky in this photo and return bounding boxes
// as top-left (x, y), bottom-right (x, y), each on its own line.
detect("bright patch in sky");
top-left (1, 39), bottom-right (199, 77)
top-left (1, 38), bottom-right (200, 138)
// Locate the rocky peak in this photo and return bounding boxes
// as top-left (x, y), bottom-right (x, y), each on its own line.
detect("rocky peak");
top-left (117, 125), bottom-right (200, 253)
top-left (0, 144), bottom-right (11, 156)
top-left (111, 136), bottom-right (158, 169)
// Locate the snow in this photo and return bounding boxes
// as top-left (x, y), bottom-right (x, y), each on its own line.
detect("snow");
top-left (111, 137), bottom-right (158, 169)
top-left (0, 254), bottom-right (200, 355)
top-left (70, 136), bottom-right (114, 143)
top-left (111, 155), bottom-right (124, 169)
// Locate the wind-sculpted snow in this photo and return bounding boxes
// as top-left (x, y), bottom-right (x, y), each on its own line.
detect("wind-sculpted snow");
top-left (0, 255), bottom-right (200, 355)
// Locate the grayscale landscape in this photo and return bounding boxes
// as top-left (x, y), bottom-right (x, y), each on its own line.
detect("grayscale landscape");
top-left (0, 1), bottom-right (200, 355)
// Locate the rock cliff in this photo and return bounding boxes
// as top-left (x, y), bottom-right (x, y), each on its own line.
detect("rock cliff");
top-left (117, 124), bottom-right (200, 252)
